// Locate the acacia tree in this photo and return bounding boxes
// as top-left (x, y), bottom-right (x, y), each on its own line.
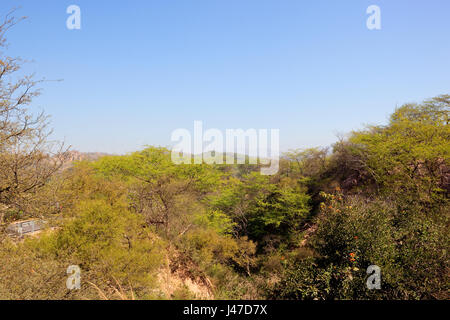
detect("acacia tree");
top-left (0, 13), bottom-right (67, 224)
top-left (93, 147), bottom-right (221, 239)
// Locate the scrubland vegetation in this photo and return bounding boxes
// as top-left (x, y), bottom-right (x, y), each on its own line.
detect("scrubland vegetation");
top-left (0, 15), bottom-right (448, 300)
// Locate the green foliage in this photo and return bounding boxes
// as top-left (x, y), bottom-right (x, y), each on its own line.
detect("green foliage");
top-left (247, 177), bottom-right (310, 243)
top-left (193, 210), bottom-right (236, 235)
top-left (33, 199), bottom-right (163, 299)
top-left (270, 257), bottom-right (334, 300)
top-left (207, 172), bottom-right (311, 247)
top-left (1, 96), bottom-right (448, 300)
top-left (94, 147), bottom-right (222, 192)
top-left (274, 192), bottom-right (449, 299)
top-left (343, 95), bottom-right (449, 202)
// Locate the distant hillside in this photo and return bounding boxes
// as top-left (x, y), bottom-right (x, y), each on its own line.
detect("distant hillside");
top-left (61, 151), bottom-right (110, 169)
top-left (65, 151), bottom-right (110, 162)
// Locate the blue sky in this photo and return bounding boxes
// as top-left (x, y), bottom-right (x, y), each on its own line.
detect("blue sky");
top-left (2, 0), bottom-right (450, 153)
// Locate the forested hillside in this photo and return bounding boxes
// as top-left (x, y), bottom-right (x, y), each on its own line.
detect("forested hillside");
top-left (0, 14), bottom-right (448, 300)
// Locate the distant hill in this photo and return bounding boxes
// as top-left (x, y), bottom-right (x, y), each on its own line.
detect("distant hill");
top-left (65, 150), bottom-right (110, 162)
top-left (60, 151), bottom-right (110, 169)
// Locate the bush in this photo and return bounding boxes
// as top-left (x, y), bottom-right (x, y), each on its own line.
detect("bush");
top-left (273, 192), bottom-right (449, 299)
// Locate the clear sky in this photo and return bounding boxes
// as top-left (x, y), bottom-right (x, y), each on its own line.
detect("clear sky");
top-left (2, 0), bottom-right (450, 153)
